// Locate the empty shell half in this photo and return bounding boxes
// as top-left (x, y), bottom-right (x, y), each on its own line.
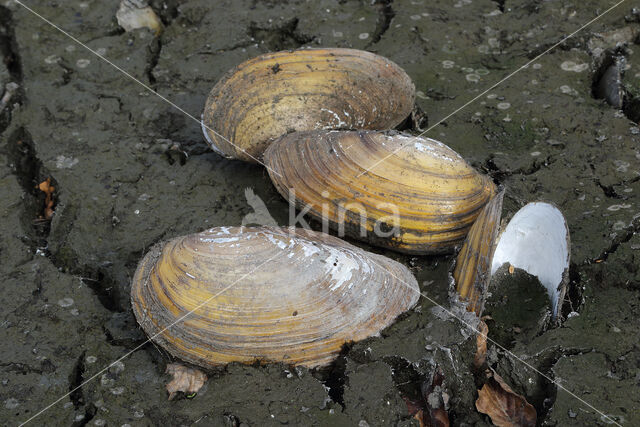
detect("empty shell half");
top-left (202, 48), bottom-right (415, 162)
top-left (453, 195), bottom-right (570, 319)
top-left (264, 130), bottom-right (497, 254)
top-left (131, 226), bottom-right (420, 369)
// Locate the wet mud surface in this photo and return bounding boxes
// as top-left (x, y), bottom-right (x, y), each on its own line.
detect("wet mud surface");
top-left (0, 0), bottom-right (639, 425)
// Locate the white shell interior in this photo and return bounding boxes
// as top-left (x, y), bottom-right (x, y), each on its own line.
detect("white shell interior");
top-left (200, 116), bottom-right (225, 156)
top-left (491, 202), bottom-right (570, 316)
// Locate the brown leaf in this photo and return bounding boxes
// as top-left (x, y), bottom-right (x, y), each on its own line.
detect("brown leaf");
top-left (476, 371), bottom-right (536, 427)
top-left (474, 320), bottom-right (489, 369)
top-left (403, 396), bottom-right (423, 416)
top-left (165, 363), bottom-right (207, 400)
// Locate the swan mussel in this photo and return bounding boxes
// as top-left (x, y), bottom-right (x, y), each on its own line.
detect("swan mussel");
top-left (264, 130), bottom-right (497, 254)
top-left (202, 48), bottom-right (415, 162)
top-left (453, 193), bottom-right (570, 322)
top-left (131, 226), bottom-right (420, 369)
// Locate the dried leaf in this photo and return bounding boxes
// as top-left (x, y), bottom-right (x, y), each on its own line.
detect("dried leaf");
top-left (476, 371), bottom-right (536, 427)
top-left (474, 320), bottom-right (489, 369)
top-left (165, 363), bottom-right (207, 400)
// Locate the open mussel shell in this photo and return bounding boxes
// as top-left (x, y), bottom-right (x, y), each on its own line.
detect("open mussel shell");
top-left (491, 202), bottom-right (570, 318)
top-left (202, 48), bottom-right (415, 162)
top-left (131, 226), bottom-right (419, 369)
top-left (453, 197), bottom-right (570, 320)
top-left (264, 130), bottom-right (497, 254)
top-left (453, 191), bottom-right (504, 313)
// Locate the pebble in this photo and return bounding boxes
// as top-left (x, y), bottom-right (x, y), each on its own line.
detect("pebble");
top-left (57, 298), bottom-right (74, 308)
top-left (560, 61), bottom-right (588, 72)
top-left (111, 386), bottom-right (126, 395)
top-left (44, 55), bottom-right (60, 64)
top-left (109, 361), bottom-right (125, 374)
top-left (56, 155), bottom-right (79, 169)
top-left (4, 398), bottom-right (19, 409)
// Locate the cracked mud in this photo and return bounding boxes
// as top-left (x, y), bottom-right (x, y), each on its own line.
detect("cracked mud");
top-left (0, 0), bottom-right (639, 425)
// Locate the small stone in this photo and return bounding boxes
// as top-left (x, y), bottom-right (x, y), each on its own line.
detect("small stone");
top-left (466, 74), bottom-right (480, 82)
top-left (4, 398), bottom-right (19, 409)
top-left (560, 61), bottom-right (588, 72)
top-left (111, 386), bottom-right (126, 395)
top-left (44, 55), bottom-right (61, 64)
top-left (57, 298), bottom-right (74, 308)
top-left (109, 361), bottom-right (125, 375)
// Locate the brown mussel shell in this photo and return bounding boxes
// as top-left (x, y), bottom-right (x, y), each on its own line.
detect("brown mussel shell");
top-left (453, 191), bottom-right (504, 314)
top-left (131, 226), bottom-right (420, 369)
top-left (202, 48), bottom-right (415, 162)
top-left (264, 130), bottom-right (497, 254)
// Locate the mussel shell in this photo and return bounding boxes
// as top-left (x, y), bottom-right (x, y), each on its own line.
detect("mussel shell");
top-left (491, 202), bottom-right (570, 319)
top-left (452, 198), bottom-right (570, 320)
top-left (264, 130), bottom-right (497, 254)
top-left (131, 226), bottom-right (419, 368)
top-left (453, 191), bottom-right (504, 314)
top-left (202, 48), bottom-right (415, 162)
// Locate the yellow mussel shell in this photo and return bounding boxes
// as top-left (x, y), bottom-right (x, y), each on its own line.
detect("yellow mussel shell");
top-left (263, 130), bottom-right (497, 254)
top-left (453, 191), bottom-right (504, 314)
top-left (202, 48), bottom-right (415, 162)
top-left (130, 226), bottom-right (419, 369)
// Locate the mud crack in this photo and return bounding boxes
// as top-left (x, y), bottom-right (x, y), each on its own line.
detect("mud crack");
top-left (146, 38), bottom-right (162, 87)
top-left (314, 352), bottom-right (350, 407)
top-left (0, 5), bottom-right (23, 135)
top-left (590, 215), bottom-right (640, 262)
top-left (248, 17), bottom-right (314, 51)
top-left (589, 32), bottom-right (640, 123)
top-left (3, 128), bottom-right (54, 249)
top-left (69, 352), bottom-right (87, 409)
top-left (367, 0), bottom-right (395, 47)
top-left (492, 0), bottom-right (506, 13)
top-left (482, 154), bottom-right (555, 186)
top-left (0, 6), bottom-right (23, 82)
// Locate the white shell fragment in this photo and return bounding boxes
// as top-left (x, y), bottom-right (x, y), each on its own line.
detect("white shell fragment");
top-left (116, 0), bottom-right (163, 35)
top-left (491, 202), bottom-right (570, 318)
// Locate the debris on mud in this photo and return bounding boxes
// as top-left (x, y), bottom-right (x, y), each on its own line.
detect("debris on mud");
top-left (165, 363), bottom-right (208, 401)
top-left (116, 0), bottom-right (163, 35)
top-left (37, 177), bottom-right (55, 220)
